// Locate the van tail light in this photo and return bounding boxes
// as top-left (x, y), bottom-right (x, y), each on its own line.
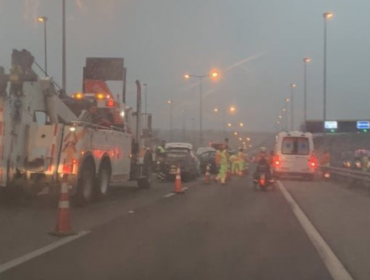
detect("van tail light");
top-left (309, 156), bottom-right (317, 169)
top-left (274, 155), bottom-right (280, 166)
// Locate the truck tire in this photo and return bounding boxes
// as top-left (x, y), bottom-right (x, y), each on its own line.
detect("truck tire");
top-left (76, 160), bottom-right (95, 205)
top-left (96, 164), bottom-right (111, 198)
top-left (138, 164), bottom-right (152, 189)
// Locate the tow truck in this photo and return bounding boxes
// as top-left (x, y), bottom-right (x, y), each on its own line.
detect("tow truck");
top-left (0, 49), bottom-right (152, 203)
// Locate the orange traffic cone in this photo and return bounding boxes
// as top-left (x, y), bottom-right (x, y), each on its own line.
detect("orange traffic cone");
top-left (174, 166), bottom-right (184, 194)
top-left (204, 164), bottom-right (211, 185)
top-left (50, 174), bottom-right (75, 236)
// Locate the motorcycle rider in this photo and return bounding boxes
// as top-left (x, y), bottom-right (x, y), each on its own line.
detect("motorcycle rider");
top-left (254, 147), bottom-right (268, 163)
top-left (253, 147), bottom-right (272, 182)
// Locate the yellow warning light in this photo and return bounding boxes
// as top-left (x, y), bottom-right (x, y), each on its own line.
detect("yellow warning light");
top-left (73, 92), bottom-right (84, 99)
top-left (96, 93), bottom-right (106, 100)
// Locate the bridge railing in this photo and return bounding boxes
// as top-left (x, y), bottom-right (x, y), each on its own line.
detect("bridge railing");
top-left (321, 166), bottom-right (370, 183)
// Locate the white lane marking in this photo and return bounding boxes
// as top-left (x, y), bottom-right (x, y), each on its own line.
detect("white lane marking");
top-left (163, 186), bottom-right (189, 198)
top-left (277, 181), bottom-right (353, 280)
top-left (0, 230), bottom-right (90, 274)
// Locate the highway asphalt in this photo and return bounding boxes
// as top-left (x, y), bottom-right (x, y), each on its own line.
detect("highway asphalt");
top-left (0, 173), bottom-right (370, 280)
top-left (0, 173), bottom-right (345, 280)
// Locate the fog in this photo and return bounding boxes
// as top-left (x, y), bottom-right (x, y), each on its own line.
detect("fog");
top-left (1, 0), bottom-right (370, 132)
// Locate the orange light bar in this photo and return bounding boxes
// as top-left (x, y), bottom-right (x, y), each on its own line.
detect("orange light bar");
top-left (96, 93), bottom-right (107, 100)
top-left (73, 92), bottom-right (85, 99)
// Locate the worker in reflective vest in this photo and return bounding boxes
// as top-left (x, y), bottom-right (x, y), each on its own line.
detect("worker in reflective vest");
top-left (215, 145), bottom-right (228, 185)
top-left (237, 148), bottom-right (245, 175)
top-left (229, 153), bottom-right (239, 175)
top-left (156, 141), bottom-right (167, 181)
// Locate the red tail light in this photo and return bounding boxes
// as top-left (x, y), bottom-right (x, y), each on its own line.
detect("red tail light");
top-left (309, 156), bottom-right (317, 169)
top-left (274, 155), bottom-right (280, 166)
top-left (260, 175), bottom-right (266, 186)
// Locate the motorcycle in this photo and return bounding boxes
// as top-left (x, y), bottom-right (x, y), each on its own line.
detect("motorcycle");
top-left (253, 171), bottom-right (274, 191)
top-left (253, 159), bottom-right (274, 190)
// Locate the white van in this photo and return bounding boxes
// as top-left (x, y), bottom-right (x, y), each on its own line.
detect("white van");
top-left (273, 131), bottom-right (316, 180)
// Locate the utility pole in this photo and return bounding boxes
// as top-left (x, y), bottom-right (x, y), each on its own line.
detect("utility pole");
top-left (62, 0), bottom-right (66, 91)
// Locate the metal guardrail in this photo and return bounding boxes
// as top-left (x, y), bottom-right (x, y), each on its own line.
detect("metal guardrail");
top-left (322, 166), bottom-right (370, 183)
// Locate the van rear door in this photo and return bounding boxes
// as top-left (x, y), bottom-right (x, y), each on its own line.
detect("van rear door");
top-left (280, 137), bottom-right (310, 172)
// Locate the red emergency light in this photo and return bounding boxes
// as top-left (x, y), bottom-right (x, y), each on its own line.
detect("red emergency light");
top-left (106, 100), bottom-right (115, 107)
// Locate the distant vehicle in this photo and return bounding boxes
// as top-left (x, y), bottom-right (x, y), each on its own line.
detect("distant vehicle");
top-left (165, 142), bottom-right (200, 178)
top-left (196, 147), bottom-right (216, 156)
top-left (210, 142), bottom-right (224, 151)
top-left (164, 150), bottom-right (198, 181)
top-left (273, 131), bottom-right (316, 180)
top-left (165, 142), bottom-right (193, 151)
top-left (197, 149), bottom-right (217, 174)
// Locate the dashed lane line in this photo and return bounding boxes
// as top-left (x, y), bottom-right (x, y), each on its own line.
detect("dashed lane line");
top-left (0, 230), bottom-right (90, 274)
top-left (277, 180), bottom-right (353, 280)
top-left (163, 186), bottom-right (189, 198)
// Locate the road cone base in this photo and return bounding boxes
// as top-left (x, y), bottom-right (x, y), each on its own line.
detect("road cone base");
top-left (49, 230), bottom-right (77, 237)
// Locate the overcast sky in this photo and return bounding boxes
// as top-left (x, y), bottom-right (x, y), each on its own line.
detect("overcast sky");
top-left (1, 0), bottom-right (370, 132)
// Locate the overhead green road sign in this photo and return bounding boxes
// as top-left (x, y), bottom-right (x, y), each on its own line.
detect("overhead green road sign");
top-left (305, 120), bottom-right (370, 134)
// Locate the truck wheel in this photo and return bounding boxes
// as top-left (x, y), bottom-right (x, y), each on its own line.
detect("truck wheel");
top-left (138, 165), bottom-right (152, 189)
top-left (76, 161), bottom-right (95, 205)
top-left (96, 165), bottom-right (111, 198)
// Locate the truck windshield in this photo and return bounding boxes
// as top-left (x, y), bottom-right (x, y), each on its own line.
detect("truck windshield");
top-left (282, 137), bottom-right (309, 155)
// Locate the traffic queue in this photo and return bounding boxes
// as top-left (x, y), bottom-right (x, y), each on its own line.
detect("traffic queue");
top-left (153, 139), bottom-right (249, 186)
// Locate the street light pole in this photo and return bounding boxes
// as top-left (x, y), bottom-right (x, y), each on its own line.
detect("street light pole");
top-left (303, 58), bottom-right (311, 130)
top-left (62, 0), bottom-right (66, 91)
top-left (290, 83), bottom-right (296, 131)
top-left (191, 118), bottom-right (196, 144)
top-left (44, 18), bottom-right (48, 74)
top-left (184, 70), bottom-right (219, 147)
top-left (182, 109), bottom-right (186, 140)
top-left (143, 83), bottom-right (148, 114)
top-left (168, 100), bottom-right (173, 141)
top-left (323, 12), bottom-right (333, 144)
top-left (222, 110), bottom-right (226, 137)
top-left (37, 17), bottom-right (48, 75)
top-left (199, 77), bottom-right (203, 146)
